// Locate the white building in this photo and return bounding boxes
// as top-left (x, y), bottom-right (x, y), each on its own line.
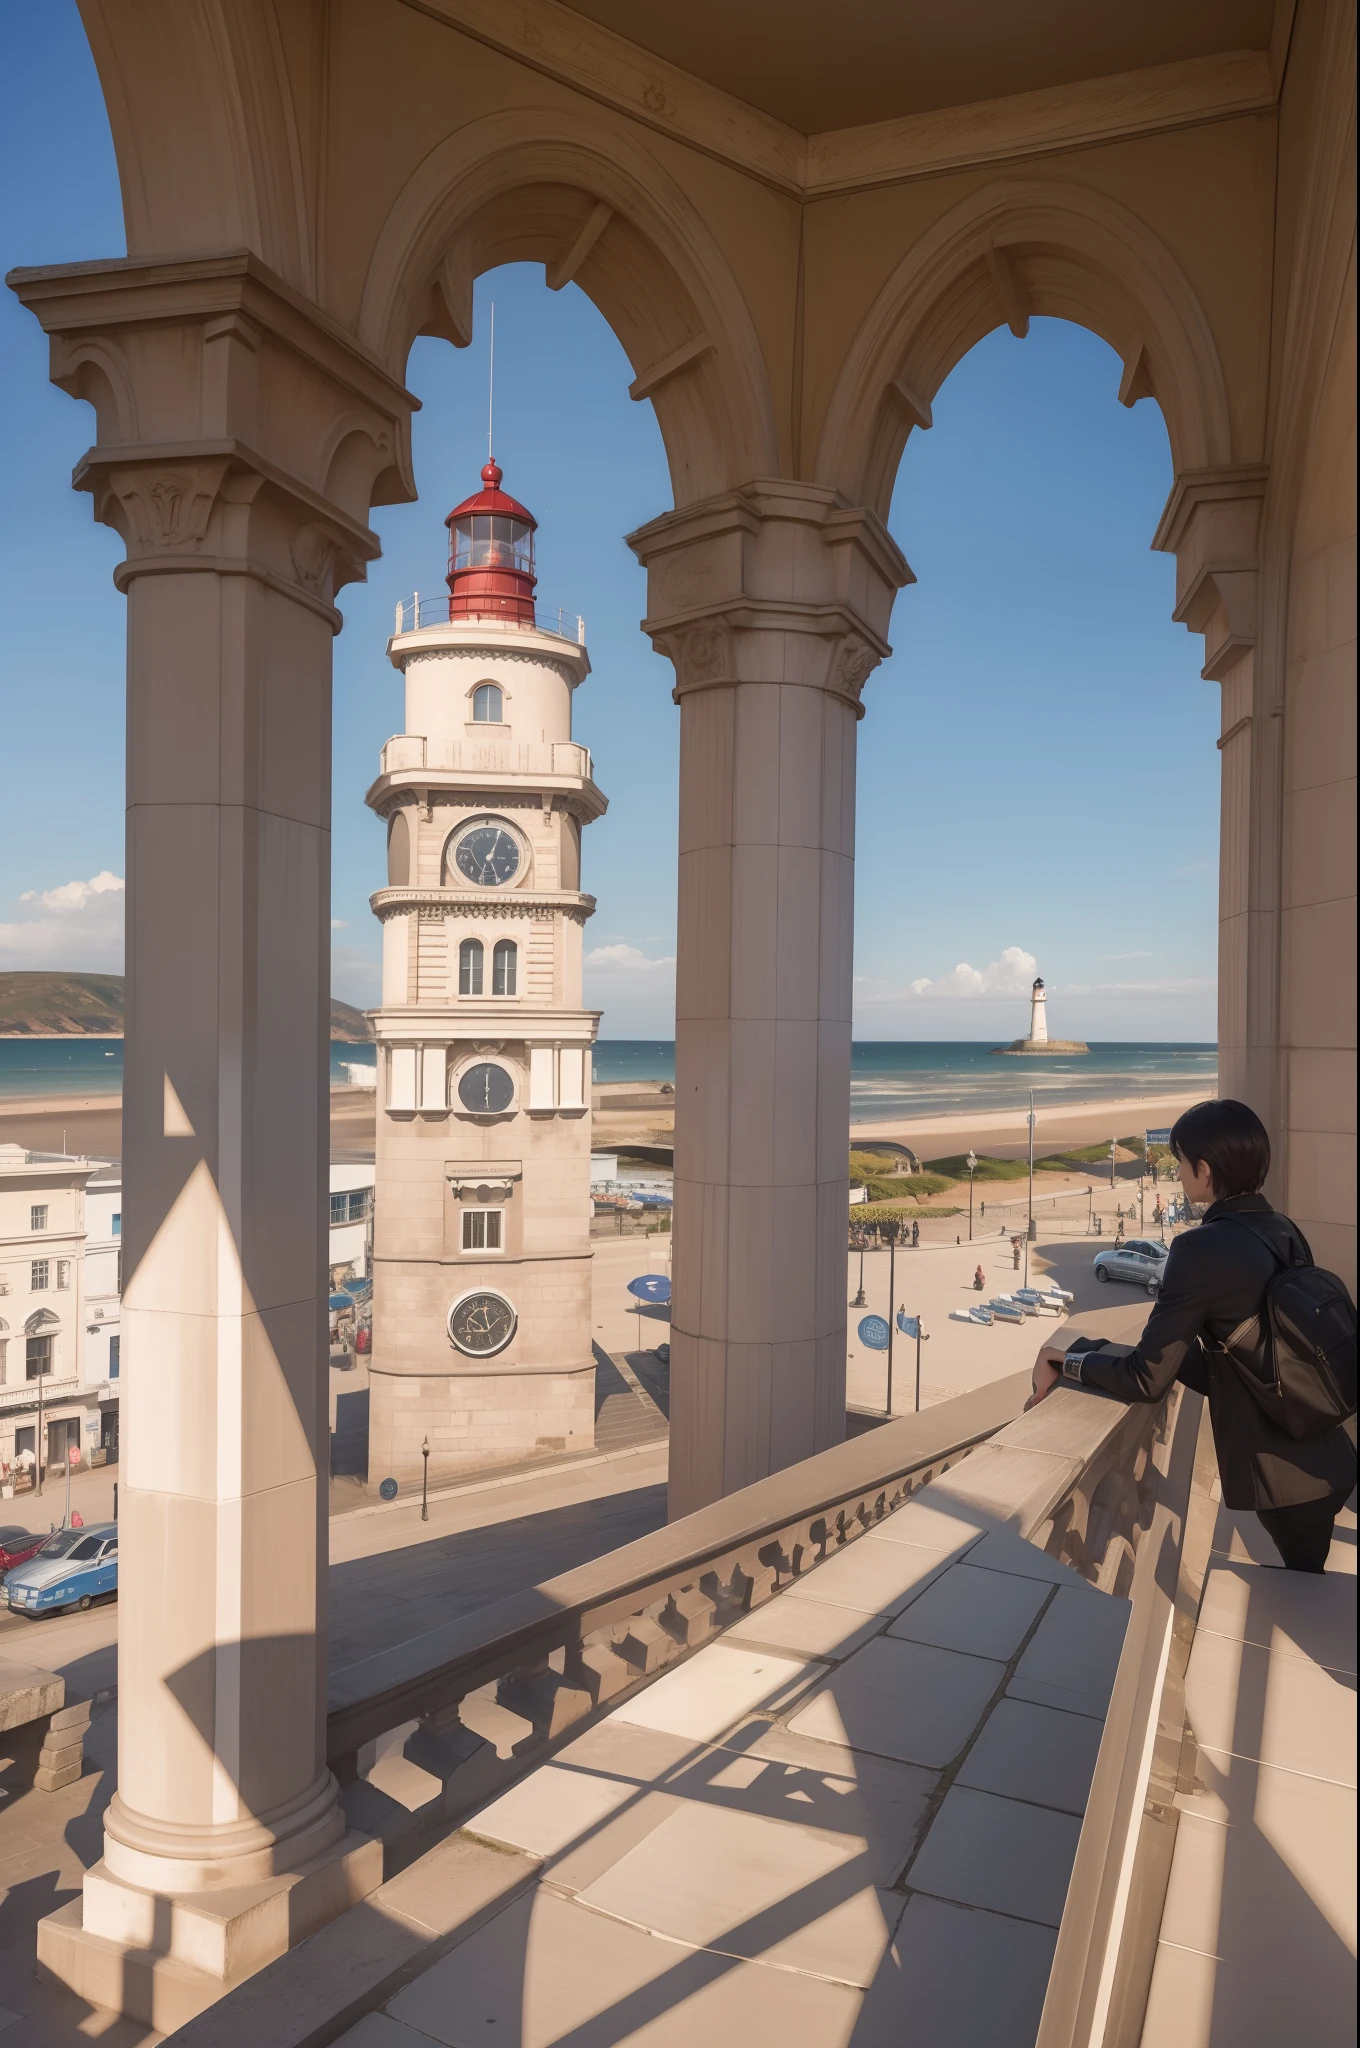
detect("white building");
top-left (365, 458), bottom-right (607, 1486)
top-left (329, 1160), bottom-right (375, 1286)
top-left (0, 1145), bottom-right (118, 1483)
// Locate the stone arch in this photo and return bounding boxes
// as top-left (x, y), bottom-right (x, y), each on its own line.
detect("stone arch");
top-left (24, 1308), bottom-right (60, 1335)
top-left (817, 178), bottom-right (1234, 519)
top-left (358, 107), bottom-right (779, 507)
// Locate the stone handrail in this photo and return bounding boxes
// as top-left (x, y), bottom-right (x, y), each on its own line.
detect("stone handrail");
top-left (376, 734), bottom-right (594, 781)
top-left (326, 1372), bottom-right (1032, 1805)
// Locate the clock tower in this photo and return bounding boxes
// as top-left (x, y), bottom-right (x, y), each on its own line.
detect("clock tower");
top-left (364, 461), bottom-right (606, 1488)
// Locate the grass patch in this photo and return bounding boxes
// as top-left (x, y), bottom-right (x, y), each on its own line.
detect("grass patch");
top-left (855, 1201), bottom-right (963, 1224)
top-left (850, 1149), bottom-right (899, 1178)
top-left (925, 1154), bottom-right (1029, 1181)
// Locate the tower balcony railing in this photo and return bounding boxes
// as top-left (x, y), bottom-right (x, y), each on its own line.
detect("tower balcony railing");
top-left (377, 734), bottom-right (594, 781)
top-left (393, 594), bottom-right (586, 644)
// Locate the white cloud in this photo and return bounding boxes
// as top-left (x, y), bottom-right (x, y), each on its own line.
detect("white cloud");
top-left (331, 946), bottom-right (381, 1007)
top-left (0, 870), bottom-right (125, 971)
top-left (900, 945), bottom-right (1039, 1002)
top-left (585, 943), bottom-right (676, 1036)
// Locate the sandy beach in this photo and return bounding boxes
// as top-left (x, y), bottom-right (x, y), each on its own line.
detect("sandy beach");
top-left (0, 1082), bottom-right (1205, 1164)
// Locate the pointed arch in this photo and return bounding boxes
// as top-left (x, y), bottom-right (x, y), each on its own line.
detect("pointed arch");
top-left (817, 178), bottom-right (1234, 518)
top-left (357, 107), bottom-right (779, 507)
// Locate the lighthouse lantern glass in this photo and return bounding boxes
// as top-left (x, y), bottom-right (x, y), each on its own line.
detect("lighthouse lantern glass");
top-left (453, 515), bottom-right (534, 575)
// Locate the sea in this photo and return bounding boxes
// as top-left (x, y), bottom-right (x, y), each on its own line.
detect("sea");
top-left (0, 1037), bottom-right (1217, 1122)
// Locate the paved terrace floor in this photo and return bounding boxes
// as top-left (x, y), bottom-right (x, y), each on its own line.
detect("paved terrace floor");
top-left (329, 1493), bottom-right (1133, 2048)
top-left (1139, 1496), bottom-right (1356, 2047)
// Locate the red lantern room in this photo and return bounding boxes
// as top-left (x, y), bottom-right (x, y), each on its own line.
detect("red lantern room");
top-left (444, 460), bottom-right (537, 626)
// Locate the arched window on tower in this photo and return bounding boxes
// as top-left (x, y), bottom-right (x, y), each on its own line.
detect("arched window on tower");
top-left (472, 683), bottom-right (503, 723)
top-left (458, 937), bottom-right (484, 996)
top-left (493, 939), bottom-right (518, 997)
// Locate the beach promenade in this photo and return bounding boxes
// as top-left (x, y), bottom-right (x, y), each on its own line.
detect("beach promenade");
top-left (0, 1083), bottom-right (1205, 1167)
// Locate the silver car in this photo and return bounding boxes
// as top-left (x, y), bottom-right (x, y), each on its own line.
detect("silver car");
top-left (1094, 1239), bottom-right (1169, 1296)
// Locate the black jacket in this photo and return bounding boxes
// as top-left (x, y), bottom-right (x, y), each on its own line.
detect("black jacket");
top-left (1064, 1194), bottom-right (1358, 1511)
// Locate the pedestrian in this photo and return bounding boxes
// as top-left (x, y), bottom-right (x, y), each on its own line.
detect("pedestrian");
top-left (1029, 1099), bottom-right (1356, 1573)
top-left (974, 1264), bottom-right (986, 1291)
top-left (1115, 1217), bottom-right (1125, 1244)
top-left (911, 1220), bottom-right (919, 1248)
top-left (1012, 1239), bottom-right (1021, 1270)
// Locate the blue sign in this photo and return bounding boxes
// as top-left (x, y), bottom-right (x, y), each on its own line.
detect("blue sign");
top-left (897, 1312), bottom-right (920, 1338)
top-left (627, 1274), bottom-right (672, 1304)
top-left (1145, 1129), bottom-right (1171, 1145)
top-left (378, 1477), bottom-right (398, 1501)
top-left (857, 1315), bottom-right (891, 1351)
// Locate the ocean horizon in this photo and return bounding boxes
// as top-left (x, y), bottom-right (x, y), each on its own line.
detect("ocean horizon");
top-left (0, 1036), bottom-right (1217, 1123)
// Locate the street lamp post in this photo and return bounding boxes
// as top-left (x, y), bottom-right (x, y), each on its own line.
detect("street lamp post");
top-left (884, 1224), bottom-right (897, 1416)
top-left (967, 1149), bottom-right (977, 1242)
top-left (852, 1236), bottom-right (866, 1308)
top-left (421, 1434), bottom-right (430, 1522)
top-left (1025, 1094), bottom-right (1036, 1287)
top-left (915, 1317), bottom-right (929, 1413)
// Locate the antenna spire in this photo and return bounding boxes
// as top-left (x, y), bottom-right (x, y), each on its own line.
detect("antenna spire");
top-left (487, 300), bottom-right (495, 463)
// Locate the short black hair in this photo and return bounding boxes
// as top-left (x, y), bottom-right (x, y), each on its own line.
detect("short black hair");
top-left (1169, 1098), bottom-right (1270, 1198)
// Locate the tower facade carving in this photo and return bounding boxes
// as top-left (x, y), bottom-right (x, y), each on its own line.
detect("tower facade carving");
top-left (365, 462), bottom-right (606, 1485)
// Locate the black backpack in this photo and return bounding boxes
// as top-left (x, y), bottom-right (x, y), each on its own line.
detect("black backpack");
top-left (1215, 1214), bottom-right (1358, 1440)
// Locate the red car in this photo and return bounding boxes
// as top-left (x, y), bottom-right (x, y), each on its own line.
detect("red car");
top-left (0, 1524), bottom-right (46, 1582)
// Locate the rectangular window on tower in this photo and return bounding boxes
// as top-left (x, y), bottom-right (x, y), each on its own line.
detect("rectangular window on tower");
top-left (461, 1209), bottom-right (504, 1253)
top-left (31, 1205), bottom-right (48, 1231)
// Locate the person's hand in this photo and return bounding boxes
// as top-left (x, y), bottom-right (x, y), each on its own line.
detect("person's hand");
top-left (1026, 1343), bottom-right (1065, 1409)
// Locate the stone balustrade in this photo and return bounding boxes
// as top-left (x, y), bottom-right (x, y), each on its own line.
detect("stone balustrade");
top-left (327, 1373), bottom-right (1032, 1848)
top-left (376, 734), bottom-right (594, 781)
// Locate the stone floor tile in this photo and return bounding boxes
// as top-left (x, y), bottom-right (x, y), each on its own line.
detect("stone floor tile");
top-left (905, 1784), bottom-right (1082, 1927)
top-left (956, 1696), bottom-right (1105, 1814)
top-left (948, 1526), bottom-right (1093, 1587)
top-left (669, 1732), bottom-right (936, 1883)
top-left (1210, 1502), bottom-right (1357, 1577)
top-left (885, 1561), bottom-right (1050, 1661)
top-left (612, 1643), bottom-right (824, 1744)
top-left (1139, 1934), bottom-right (1356, 2047)
top-left (852, 1894), bottom-right (1057, 2048)
top-left (467, 1759), bottom-right (645, 1857)
top-left (788, 1636), bottom-right (1005, 1769)
top-left (1184, 1632), bottom-right (1357, 1786)
top-left (863, 1501), bottom-right (985, 1554)
top-left (1195, 1562), bottom-right (1357, 1674)
top-left (544, 1788), bottom-right (685, 1895)
top-left (725, 1592), bottom-right (885, 1661)
top-left (781, 1537), bottom-right (957, 1617)
top-left (579, 1799), bottom-right (892, 1985)
top-left (1160, 1797), bottom-right (1357, 1971)
top-left (385, 1885), bottom-right (864, 2047)
top-left (550, 1717), bottom-right (700, 1785)
top-left (1008, 1584), bottom-right (1129, 1719)
top-left (0, 2009), bottom-right (22, 2038)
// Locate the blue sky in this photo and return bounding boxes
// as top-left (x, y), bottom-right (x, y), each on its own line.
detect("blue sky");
top-left (0, 3), bottom-right (1218, 1041)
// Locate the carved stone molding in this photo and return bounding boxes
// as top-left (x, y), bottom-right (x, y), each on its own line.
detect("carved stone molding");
top-left (648, 616), bottom-right (734, 691)
top-left (371, 888), bottom-right (596, 927)
top-left (1153, 467), bottom-right (1269, 682)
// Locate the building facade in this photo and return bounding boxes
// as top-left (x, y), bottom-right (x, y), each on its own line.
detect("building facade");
top-left (0, 1146), bottom-right (119, 1483)
top-left (365, 462), bottom-right (606, 1487)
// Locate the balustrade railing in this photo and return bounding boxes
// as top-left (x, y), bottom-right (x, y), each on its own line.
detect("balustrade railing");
top-left (392, 594), bottom-right (585, 643)
top-left (326, 1374), bottom-right (1031, 1834)
top-left (377, 734), bottom-right (594, 781)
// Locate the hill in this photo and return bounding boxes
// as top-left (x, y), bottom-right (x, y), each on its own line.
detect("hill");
top-left (0, 971), bottom-right (125, 1035)
top-left (0, 972), bottom-right (374, 1042)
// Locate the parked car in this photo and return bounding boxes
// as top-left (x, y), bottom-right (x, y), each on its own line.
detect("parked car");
top-left (0, 1524), bottom-right (46, 1583)
top-left (5, 1522), bottom-right (119, 1617)
top-left (1094, 1239), bottom-right (1169, 1296)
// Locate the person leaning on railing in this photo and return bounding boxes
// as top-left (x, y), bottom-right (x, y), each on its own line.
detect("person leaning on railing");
top-left (1029, 1099), bottom-right (1357, 1574)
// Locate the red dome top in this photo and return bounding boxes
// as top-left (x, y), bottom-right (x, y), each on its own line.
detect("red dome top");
top-left (443, 460), bottom-right (537, 531)
top-left (444, 460), bottom-right (537, 625)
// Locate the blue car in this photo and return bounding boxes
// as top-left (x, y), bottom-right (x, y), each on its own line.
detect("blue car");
top-left (5, 1522), bottom-right (119, 1617)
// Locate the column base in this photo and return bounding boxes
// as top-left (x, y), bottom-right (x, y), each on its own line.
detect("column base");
top-left (35, 1829), bottom-right (382, 2030)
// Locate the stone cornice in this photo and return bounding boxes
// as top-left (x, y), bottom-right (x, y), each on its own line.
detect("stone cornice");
top-left (396, 0), bottom-right (1276, 199)
top-left (370, 887), bottom-right (596, 924)
top-left (365, 776), bottom-right (607, 825)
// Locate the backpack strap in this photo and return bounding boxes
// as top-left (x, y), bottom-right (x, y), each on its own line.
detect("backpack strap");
top-left (1207, 1212), bottom-right (1307, 1362)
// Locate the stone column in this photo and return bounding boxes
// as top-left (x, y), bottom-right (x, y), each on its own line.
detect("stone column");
top-left (1153, 470), bottom-right (1275, 1145)
top-left (630, 483), bottom-right (909, 1517)
top-left (10, 256), bottom-right (413, 2025)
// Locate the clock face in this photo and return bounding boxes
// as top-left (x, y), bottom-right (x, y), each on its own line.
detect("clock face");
top-left (448, 1290), bottom-right (517, 1357)
top-left (457, 1061), bottom-right (515, 1114)
top-left (454, 824), bottom-right (521, 887)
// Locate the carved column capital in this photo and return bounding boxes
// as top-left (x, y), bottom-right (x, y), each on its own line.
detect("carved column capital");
top-left (9, 250), bottom-right (418, 616)
top-left (629, 479), bottom-right (913, 711)
top-left (1153, 466), bottom-right (1269, 682)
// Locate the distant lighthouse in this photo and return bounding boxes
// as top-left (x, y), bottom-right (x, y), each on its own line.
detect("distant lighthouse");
top-left (992, 973), bottom-right (1088, 1056)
